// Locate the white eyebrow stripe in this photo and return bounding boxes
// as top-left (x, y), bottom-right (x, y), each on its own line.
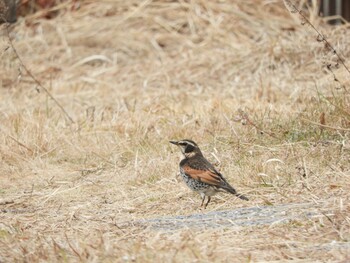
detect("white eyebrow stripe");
top-left (179, 140), bottom-right (196, 147)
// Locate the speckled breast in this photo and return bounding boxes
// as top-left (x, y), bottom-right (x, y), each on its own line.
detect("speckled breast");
top-left (179, 167), bottom-right (208, 191)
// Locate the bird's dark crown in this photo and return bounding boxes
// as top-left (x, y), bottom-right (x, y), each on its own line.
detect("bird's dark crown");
top-left (169, 139), bottom-right (202, 157)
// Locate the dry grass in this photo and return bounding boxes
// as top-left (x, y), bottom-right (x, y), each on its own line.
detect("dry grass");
top-left (0, 0), bottom-right (350, 261)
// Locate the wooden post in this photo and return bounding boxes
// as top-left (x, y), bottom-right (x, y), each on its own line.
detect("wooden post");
top-left (2, 0), bottom-right (17, 23)
top-left (343, 0), bottom-right (350, 21)
top-left (320, 0), bottom-right (350, 23)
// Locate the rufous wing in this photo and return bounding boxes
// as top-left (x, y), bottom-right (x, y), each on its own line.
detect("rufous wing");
top-left (183, 165), bottom-right (223, 187)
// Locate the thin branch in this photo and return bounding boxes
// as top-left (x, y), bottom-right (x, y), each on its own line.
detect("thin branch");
top-left (5, 24), bottom-right (75, 123)
top-left (0, 126), bottom-right (34, 153)
top-left (65, 232), bottom-right (82, 261)
top-left (301, 118), bottom-right (350, 132)
top-left (236, 109), bottom-right (281, 140)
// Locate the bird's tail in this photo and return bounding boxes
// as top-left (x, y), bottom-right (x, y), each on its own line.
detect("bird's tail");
top-left (224, 185), bottom-right (249, 201)
top-left (235, 193), bottom-right (249, 201)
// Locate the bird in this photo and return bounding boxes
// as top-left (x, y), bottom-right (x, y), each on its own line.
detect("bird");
top-left (170, 139), bottom-right (248, 208)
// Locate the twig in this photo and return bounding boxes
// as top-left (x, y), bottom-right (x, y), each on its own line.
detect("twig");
top-left (65, 232), bottom-right (82, 261)
top-left (236, 109), bottom-right (281, 139)
top-left (0, 127), bottom-right (34, 153)
top-left (0, 198), bottom-right (15, 205)
top-left (300, 118), bottom-right (350, 132)
top-left (5, 24), bottom-right (75, 123)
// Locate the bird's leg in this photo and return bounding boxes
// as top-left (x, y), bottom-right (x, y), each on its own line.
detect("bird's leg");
top-left (204, 196), bottom-right (211, 209)
top-left (200, 193), bottom-right (206, 208)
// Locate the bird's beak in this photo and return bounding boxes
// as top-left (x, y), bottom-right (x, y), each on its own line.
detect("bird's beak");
top-left (169, 140), bottom-right (179, 145)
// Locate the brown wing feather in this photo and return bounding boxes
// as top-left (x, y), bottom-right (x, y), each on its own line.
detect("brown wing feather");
top-left (183, 165), bottom-right (222, 187)
top-left (181, 157), bottom-right (248, 200)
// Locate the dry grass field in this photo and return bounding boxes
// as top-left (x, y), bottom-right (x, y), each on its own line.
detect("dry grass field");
top-left (0, 0), bottom-right (350, 262)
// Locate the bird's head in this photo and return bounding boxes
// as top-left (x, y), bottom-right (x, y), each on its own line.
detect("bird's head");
top-left (169, 139), bottom-right (202, 158)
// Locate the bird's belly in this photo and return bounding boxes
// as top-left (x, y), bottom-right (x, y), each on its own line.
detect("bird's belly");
top-left (180, 171), bottom-right (206, 190)
top-left (180, 171), bottom-right (215, 193)
top-left (201, 187), bottom-right (219, 196)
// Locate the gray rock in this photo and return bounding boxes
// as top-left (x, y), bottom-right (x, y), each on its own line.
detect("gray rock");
top-left (138, 203), bottom-right (327, 231)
